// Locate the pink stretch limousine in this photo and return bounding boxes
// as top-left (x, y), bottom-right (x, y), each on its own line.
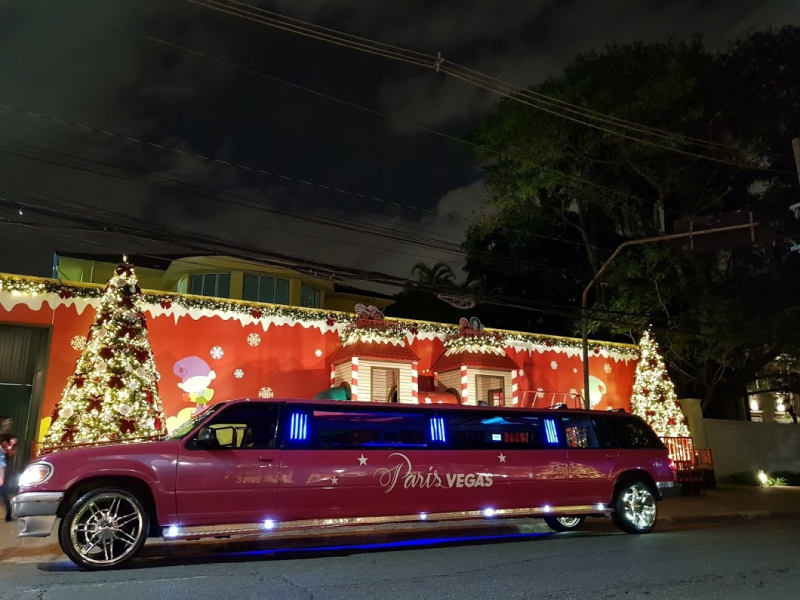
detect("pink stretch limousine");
top-left (13, 398), bottom-right (679, 569)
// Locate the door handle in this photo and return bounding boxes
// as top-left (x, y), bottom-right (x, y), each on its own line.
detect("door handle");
top-left (605, 453), bottom-right (619, 459)
top-left (259, 456), bottom-right (274, 463)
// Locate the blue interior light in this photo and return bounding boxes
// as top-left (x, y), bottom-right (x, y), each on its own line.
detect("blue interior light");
top-left (289, 413), bottom-right (308, 441)
top-left (544, 419), bottom-right (559, 444)
top-left (429, 417), bottom-right (446, 443)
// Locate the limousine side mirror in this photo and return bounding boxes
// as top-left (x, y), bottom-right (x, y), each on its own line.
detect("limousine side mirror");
top-left (195, 427), bottom-right (217, 446)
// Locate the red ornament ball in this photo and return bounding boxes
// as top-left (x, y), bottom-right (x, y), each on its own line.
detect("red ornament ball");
top-left (251, 309), bottom-right (262, 319)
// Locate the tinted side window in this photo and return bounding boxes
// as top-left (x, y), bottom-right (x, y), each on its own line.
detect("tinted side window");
top-left (313, 410), bottom-right (427, 449)
top-left (447, 412), bottom-right (557, 450)
top-left (603, 416), bottom-right (665, 449)
top-left (193, 404), bottom-right (279, 449)
top-left (560, 415), bottom-right (606, 449)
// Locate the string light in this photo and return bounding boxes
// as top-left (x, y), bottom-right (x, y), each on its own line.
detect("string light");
top-left (629, 330), bottom-right (690, 437)
top-left (40, 263), bottom-right (168, 450)
top-left (0, 274), bottom-right (639, 359)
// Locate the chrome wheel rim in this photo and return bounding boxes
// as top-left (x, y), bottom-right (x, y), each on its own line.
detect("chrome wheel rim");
top-left (555, 516), bottom-right (582, 528)
top-left (69, 493), bottom-right (144, 566)
top-left (620, 482), bottom-right (656, 531)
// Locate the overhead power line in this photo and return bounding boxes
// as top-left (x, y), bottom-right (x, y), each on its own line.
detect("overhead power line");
top-left (0, 103), bottom-right (595, 278)
top-left (0, 191), bottom-right (770, 342)
top-left (115, 25), bottom-right (680, 222)
top-left (186, 0), bottom-right (795, 170)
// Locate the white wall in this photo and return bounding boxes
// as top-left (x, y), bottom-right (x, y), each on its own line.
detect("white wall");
top-left (470, 368), bottom-right (514, 407)
top-left (702, 419), bottom-right (800, 476)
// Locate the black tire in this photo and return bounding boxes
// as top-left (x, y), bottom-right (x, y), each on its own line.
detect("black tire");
top-left (611, 480), bottom-right (657, 534)
top-left (544, 515), bottom-right (586, 532)
top-left (58, 487), bottom-right (149, 570)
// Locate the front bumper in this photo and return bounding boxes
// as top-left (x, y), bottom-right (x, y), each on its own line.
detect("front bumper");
top-left (657, 480), bottom-right (682, 498)
top-left (11, 491), bottom-right (65, 537)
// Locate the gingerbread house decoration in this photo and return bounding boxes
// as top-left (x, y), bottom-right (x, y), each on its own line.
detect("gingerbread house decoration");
top-left (432, 317), bottom-right (520, 406)
top-left (329, 304), bottom-right (420, 403)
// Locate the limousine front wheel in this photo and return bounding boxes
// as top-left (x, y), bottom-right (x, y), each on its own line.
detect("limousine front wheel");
top-left (544, 516), bottom-right (585, 532)
top-left (59, 487), bottom-right (149, 570)
top-left (611, 480), bottom-right (657, 534)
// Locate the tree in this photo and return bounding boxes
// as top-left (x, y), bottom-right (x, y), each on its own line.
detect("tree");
top-left (464, 27), bottom-right (800, 414)
top-left (43, 261), bottom-right (167, 448)
top-left (630, 331), bottom-right (690, 437)
top-left (386, 261), bottom-right (462, 322)
top-left (411, 261), bottom-right (456, 285)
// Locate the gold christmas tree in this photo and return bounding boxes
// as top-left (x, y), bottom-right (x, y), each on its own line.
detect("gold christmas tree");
top-left (43, 261), bottom-right (167, 448)
top-left (630, 330), bottom-right (690, 437)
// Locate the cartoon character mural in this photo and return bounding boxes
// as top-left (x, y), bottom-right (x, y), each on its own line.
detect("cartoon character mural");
top-left (584, 375), bottom-right (607, 408)
top-left (174, 356), bottom-right (217, 415)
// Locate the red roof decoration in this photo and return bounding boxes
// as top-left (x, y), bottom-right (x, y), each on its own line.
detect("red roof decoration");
top-left (433, 349), bottom-right (519, 373)
top-left (330, 340), bottom-right (419, 365)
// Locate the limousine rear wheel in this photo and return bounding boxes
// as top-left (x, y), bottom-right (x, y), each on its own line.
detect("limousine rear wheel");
top-left (59, 487), bottom-right (149, 570)
top-left (544, 516), bottom-right (585, 532)
top-left (611, 480), bottom-right (657, 534)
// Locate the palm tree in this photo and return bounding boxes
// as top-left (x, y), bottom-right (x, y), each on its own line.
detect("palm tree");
top-left (412, 261), bottom-right (456, 285)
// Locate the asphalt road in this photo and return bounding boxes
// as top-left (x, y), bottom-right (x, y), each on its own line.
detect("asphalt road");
top-left (2, 518), bottom-right (798, 600)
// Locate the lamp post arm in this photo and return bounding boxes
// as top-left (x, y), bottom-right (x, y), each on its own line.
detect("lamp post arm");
top-left (579, 222), bottom-right (758, 411)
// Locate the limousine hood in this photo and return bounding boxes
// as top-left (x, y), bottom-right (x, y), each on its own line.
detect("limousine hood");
top-left (21, 439), bottom-right (182, 493)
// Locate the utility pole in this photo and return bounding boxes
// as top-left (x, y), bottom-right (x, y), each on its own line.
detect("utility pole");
top-left (580, 222), bottom-right (758, 410)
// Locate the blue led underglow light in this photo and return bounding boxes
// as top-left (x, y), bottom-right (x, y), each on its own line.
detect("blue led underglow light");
top-left (211, 530), bottom-right (555, 561)
top-left (544, 419), bottom-right (559, 444)
top-left (289, 413), bottom-right (308, 441)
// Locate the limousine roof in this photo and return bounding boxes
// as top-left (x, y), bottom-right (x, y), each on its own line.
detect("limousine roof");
top-left (222, 397), bottom-right (633, 417)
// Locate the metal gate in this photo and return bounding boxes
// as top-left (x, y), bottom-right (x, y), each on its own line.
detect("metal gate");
top-left (0, 324), bottom-right (50, 478)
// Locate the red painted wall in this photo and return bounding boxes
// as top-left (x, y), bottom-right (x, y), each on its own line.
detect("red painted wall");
top-left (1, 286), bottom-right (637, 440)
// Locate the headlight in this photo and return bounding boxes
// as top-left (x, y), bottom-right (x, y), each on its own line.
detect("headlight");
top-left (18, 462), bottom-right (54, 487)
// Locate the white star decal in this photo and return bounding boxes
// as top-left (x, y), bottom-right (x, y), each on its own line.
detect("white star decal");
top-left (358, 454), bottom-right (368, 466)
top-left (331, 476), bottom-right (339, 485)
top-left (498, 453), bottom-right (507, 463)
top-left (527, 471), bottom-right (534, 479)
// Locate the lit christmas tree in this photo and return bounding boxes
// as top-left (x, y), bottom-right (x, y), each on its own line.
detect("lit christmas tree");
top-left (43, 261), bottom-right (167, 448)
top-left (630, 330), bottom-right (690, 437)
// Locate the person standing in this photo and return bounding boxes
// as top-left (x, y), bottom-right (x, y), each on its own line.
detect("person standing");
top-left (0, 416), bottom-right (17, 522)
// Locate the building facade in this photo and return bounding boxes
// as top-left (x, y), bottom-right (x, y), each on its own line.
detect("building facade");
top-left (0, 257), bottom-right (640, 466)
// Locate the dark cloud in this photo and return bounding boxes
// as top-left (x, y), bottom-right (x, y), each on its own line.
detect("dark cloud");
top-left (0, 0), bottom-right (796, 286)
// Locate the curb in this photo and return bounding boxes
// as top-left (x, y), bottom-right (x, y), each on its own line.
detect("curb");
top-left (660, 510), bottom-right (797, 525)
top-left (3, 510), bottom-right (799, 564)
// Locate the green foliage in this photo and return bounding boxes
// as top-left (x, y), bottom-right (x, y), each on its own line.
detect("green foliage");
top-left (464, 27), bottom-right (800, 412)
top-left (725, 471), bottom-right (800, 486)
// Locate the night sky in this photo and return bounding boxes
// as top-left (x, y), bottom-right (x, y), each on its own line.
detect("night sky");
top-left (1, 0), bottom-right (796, 289)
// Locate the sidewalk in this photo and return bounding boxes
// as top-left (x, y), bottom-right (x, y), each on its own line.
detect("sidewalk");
top-left (2, 484), bottom-right (799, 565)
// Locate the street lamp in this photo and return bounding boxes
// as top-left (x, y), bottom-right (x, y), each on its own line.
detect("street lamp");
top-left (580, 222), bottom-right (758, 410)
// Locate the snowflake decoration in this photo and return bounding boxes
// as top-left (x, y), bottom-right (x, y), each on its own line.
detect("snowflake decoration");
top-left (258, 386), bottom-right (274, 398)
top-left (234, 369), bottom-right (244, 379)
top-left (536, 388), bottom-right (545, 399)
top-left (210, 346), bottom-right (224, 360)
top-left (604, 363), bottom-right (612, 374)
top-left (247, 333), bottom-right (261, 347)
top-left (550, 361), bottom-right (558, 370)
top-left (315, 349), bottom-right (323, 358)
top-left (573, 368), bottom-right (578, 374)
top-left (517, 369), bottom-right (525, 377)
top-left (70, 336), bottom-right (87, 351)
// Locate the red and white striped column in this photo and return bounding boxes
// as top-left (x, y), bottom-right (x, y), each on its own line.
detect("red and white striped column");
top-left (511, 370), bottom-right (520, 406)
top-left (411, 361), bottom-right (419, 404)
top-left (330, 363), bottom-right (336, 387)
top-left (460, 365), bottom-right (469, 404)
top-left (351, 357), bottom-right (359, 401)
